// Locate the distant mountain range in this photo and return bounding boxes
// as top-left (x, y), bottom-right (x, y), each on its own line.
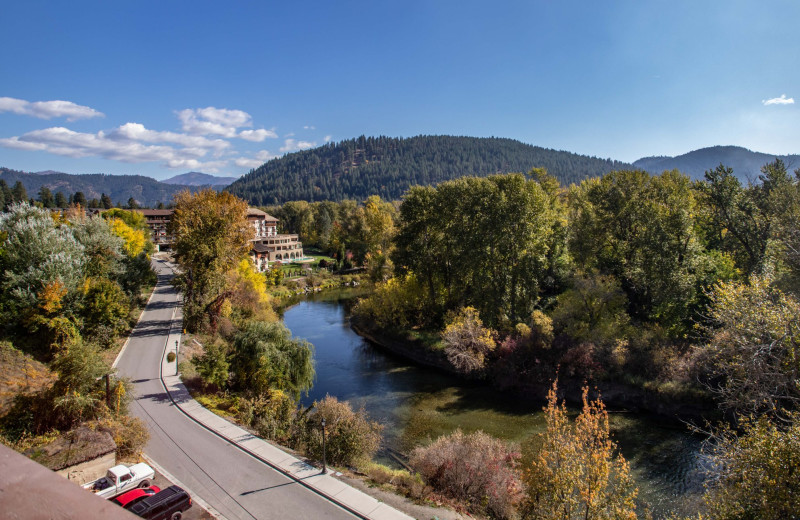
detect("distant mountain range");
top-left (5, 141), bottom-right (799, 207)
top-left (227, 135), bottom-right (633, 204)
top-left (633, 146), bottom-right (800, 181)
top-left (162, 171), bottom-right (239, 186)
top-left (0, 168), bottom-right (201, 207)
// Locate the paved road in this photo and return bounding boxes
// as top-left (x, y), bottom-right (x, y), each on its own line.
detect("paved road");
top-left (115, 259), bottom-right (355, 520)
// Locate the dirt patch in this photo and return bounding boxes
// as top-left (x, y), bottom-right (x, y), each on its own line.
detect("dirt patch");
top-left (0, 342), bottom-right (55, 416)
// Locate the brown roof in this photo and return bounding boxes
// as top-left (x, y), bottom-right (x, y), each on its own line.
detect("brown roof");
top-left (247, 208), bottom-right (278, 220)
top-left (137, 209), bottom-right (174, 216)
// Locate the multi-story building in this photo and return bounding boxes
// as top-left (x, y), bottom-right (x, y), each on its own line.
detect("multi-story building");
top-left (136, 208), bottom-right (305, 271)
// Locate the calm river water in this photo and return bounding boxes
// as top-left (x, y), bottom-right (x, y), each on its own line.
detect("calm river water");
top-left (283, 291), bottom-right (708, 518)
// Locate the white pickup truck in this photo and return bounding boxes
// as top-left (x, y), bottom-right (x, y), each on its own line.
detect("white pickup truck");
top-left (82, 463), bottom-right (155, 499)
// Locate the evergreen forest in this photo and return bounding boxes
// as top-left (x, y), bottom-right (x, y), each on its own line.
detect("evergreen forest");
top-left (226, 135), bottom-right (632, 204)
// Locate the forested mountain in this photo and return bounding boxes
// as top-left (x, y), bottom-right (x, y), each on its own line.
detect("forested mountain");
top-left (162, 171), bottom-right (239, 186)
top-left (0, 167), bottom-right (198, 207)
top-left (226, 135), bottom-right (632, 204)
top-left (634, 145), bottom-right (800, 181)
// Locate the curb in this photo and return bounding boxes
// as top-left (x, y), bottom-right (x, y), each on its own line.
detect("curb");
top-left (140, 453), bottom-right (225, 520)
top-left (153, 263), bottom-right (401, 520)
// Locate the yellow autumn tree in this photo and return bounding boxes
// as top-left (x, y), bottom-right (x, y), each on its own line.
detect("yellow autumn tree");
top-left (523, 382), bottom-right (638, 520)
top-left (442, 306), bottom-right (496, 375)
top-left (109, 218), bottom-right (147, 257)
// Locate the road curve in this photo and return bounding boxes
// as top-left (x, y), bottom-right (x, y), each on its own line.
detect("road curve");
top-left (115, 259), bottom-right (355, 520)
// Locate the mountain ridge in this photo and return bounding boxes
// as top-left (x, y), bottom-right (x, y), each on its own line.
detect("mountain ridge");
top-left (0, 167), bottom-right (201, 207)
top-left (226, 135), bottom-right (633, 204)
top-left (633, 145), bottom-right (800, 180)
top-left (162, 171), bottom-right (239, 186)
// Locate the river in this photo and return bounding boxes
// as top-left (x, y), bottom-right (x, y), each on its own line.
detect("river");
top-left (283, 291), bottom-right (708, 518)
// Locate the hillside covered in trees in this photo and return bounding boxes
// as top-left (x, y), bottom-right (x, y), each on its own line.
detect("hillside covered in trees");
top-left (0, 167), bottom-right (200, 208)
top-left (634, 145), bottom-right (800, 181)
top-left (226, 135), bottom-right (632, 204)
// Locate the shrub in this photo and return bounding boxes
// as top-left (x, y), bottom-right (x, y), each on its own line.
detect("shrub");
top-left (442, 307), bottom-right (496, 376)
top-left (523, 382), bottom-right (638, 520)
top-left (94, 415), bottom-right (149, 459)
top-left (236, 390), bottom-right (301, 446)
top-left (305, 395), bottom-right (382, 468)
top-left (191, 339), bottom-right (230, 391)
top-left (703, 413), bottom-right (800, 520)
top-left (410, 429), bottom-right (522, 519)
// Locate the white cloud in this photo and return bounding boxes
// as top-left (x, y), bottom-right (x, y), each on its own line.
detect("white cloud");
top-left (279, 138), bottom-right (317, 153)
top-left (177, 106), bottom-right (253, 137)
top-left (238, 128), bottom-right (278, 142)
top-left (762, 94), bottom-right (795, 106)
top-left (106, 122), bottom-right (230, 152)
top-left (0, 96), bottom-right (104, 121)
top-left (323, 135), bottom-right (332, 143)
top-left (234, 149), bottom-right (277, 169)
top-left (303, 125), bottom-right (316, 130)
top-left (165, 158), bottom-right (228, 173)
top-left (0, 126), bottom-right (227, 171)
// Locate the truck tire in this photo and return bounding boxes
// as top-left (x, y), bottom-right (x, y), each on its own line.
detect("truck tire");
top-left (170, 512), bottom-right (182, 520)
top-left (138, 480), bottom-right (151, 488)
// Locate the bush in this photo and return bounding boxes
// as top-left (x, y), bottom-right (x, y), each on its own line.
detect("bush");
top-left (523, 382), bottom-right (638, 520)
top-left (191, 339), bottom-right (229, 391)
top-left (409, 429), bottom-right (522, 519)
top-left (305, 395), bottom-right (382, 468)
top-left (703, 413), bottom-right (800, 520)
top-left (94, 415), bottom-right (149, 459)
top-left (442, 307), bottom-right (496, 375)
top-left (236, 390), bottom-right (301, 447)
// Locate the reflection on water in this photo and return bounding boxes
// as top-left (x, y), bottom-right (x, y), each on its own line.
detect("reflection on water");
top-left (284, 294), bottom-right (707, 518)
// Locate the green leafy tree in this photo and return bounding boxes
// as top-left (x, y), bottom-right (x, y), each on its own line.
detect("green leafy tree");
top-left (191, 339), bottom-right (230, 391)
top-left (100, 193), bottom-right (113, 209)
top-left (570, 169), bottom-right (701, 333)
top-left (393, 173), bottom-right (557, 328)
top-left (228, 320), bottom-right (315, 399)
top-left (695, 164), bottom-right (772, 275)
top-left (169, 189), bottom-right (252, 331)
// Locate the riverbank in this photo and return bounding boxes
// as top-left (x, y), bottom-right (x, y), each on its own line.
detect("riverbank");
top-left (351, 316), bottom-right (716, 426)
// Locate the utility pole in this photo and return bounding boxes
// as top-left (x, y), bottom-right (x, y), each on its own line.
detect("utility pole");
top-left (321, 417), bottom-right (327, 474)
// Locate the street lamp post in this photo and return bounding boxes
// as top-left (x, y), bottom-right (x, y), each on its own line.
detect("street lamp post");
top-left (321, 417), bottom-right (327, 474)
top-left (175, 340), bottom-right (179, 376)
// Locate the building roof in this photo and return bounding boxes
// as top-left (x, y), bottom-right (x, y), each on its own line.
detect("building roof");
top-left (247, 208), bottom-right (278, 220)
top-left (252, 243), bottom-right (272, 253)
top-left (137, 209), bottom-right (174, 217)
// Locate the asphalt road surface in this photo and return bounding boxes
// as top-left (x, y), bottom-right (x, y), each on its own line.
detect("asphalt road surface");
top-left (115, 259), bottom-right (355, 520)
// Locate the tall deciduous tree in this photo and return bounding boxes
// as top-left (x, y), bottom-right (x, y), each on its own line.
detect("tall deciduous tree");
top-left (393, 173), bottom-right (557, 328)
top-left (169, 189), bottom-right (251, 331)
top-left (570, 169), bottom-right (701, 333)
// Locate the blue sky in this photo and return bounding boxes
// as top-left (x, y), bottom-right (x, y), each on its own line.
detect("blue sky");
top-left (1, 0), bottom-right (798, 180)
